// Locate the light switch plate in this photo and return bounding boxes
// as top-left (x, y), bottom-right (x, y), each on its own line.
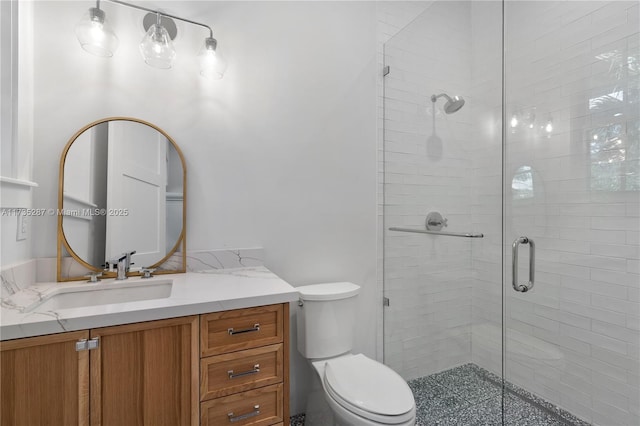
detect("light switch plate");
top-left (16, 214), bottom-right (28, 241)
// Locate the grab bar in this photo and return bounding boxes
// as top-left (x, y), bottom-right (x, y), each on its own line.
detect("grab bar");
top-left (389, 227), bottom-right (484, 238)
top-left (512, 236), bottom-right (535, 292)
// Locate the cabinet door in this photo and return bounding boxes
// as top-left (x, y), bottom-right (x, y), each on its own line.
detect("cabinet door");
top-left (90, 316), bottom-right (198, 426)
top-left (0, 330), bottom-right (90, 426)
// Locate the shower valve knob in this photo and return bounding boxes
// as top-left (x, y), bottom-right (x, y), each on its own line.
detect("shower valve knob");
top-left (425, 211), bottom-right (448, 231)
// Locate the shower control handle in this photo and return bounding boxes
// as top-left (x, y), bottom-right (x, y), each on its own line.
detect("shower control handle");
top-left (512, 236), bottom-right (535, 292)
top-left (426, 211), bottom-right (448, 231)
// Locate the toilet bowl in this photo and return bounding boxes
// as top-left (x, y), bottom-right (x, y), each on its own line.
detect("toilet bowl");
top-left (315, 354), bottom-right (416, 425)
top-left (297, 282), bottom-right (416, 426)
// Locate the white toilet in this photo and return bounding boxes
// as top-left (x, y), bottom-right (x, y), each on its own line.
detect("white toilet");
top-left (297, 282), bottom-right (416, 426)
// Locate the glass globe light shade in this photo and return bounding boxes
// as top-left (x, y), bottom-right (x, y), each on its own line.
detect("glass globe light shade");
top-left (75, 7), bottom-right (119, 57)
top-left (198, 37), bottom-right (227, 79)
top-left (139, 23), bottom-right (176, 69)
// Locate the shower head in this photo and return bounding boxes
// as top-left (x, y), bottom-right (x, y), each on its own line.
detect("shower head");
top-left (431, 93), bottom-right (465, 114)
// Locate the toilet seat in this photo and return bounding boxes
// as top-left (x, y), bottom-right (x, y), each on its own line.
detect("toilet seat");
top-left (322, 354), bottom-right (415, 424)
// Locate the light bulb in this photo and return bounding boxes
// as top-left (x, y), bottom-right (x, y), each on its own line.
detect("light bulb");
top-left (139, 21), bottom-right (176, 69)
top-left (75, 7), bottom-right (119, 57)
top-left (198, 37), bottom-right (227, 79)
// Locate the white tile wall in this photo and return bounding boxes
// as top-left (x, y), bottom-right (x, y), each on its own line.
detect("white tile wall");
top-left (382, 1), bottom-right (639, 425)
top-left (381, 0), bottom-right (476, 380)
top-left (498, 2), bottom-right (639, 424)
top-left (376, 1), bottom-right (433, 363)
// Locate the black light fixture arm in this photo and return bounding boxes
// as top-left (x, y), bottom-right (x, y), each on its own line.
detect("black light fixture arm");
top-left (101, 0), bottom-right (214, 38)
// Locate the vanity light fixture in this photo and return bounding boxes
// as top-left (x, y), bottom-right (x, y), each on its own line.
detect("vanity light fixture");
top-left (75, 1), bottom-right (119, 57)
top-left (198, 37), bottom-right (227, 79)
top-left (75, 0), bottom-right (227, 77)
top-left (139, 12), bottom-right (176, 69)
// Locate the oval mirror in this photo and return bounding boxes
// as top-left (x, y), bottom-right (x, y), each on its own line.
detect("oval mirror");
top-left (57, 117), bottom-right (186, 281)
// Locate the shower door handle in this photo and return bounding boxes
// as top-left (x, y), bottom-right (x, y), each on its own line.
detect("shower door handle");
top-left (512, 236), bottom-right (535, 292)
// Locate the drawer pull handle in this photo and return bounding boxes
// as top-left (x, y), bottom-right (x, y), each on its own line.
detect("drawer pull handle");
top-left (228, 323), bottom-right (260, 335)
top-left (228, 364), bottom-right (260, 379)
top-left (228, 405), bottom-right (260, 422)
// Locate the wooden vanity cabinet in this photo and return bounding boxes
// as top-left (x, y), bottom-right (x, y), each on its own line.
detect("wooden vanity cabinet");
top-left (0, 330), bottom-right (90, 426)
top-left (200, 304), bottom-right (290, 426)
top-left (89, 316), bottom-right (199, 426)
top-left (0, 303), bottom-right (289, 426)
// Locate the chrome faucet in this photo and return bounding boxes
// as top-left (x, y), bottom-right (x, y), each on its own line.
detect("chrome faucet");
top-left (114, 251), bottom-right (136, 280)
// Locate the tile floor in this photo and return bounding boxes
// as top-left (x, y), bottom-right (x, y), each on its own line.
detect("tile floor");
top-left (408, 364), bottom-right (590, 425)
top-left (290, 363), bottom-right (591, 426)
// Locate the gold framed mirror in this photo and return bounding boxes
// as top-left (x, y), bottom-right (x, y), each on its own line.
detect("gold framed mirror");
top-left (57, 117), bottom-right (186, 281)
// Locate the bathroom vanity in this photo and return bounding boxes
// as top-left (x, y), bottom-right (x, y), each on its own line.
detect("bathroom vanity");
top-left (0, 267), bottom-right (297, 426)
top-left (0, 118), bottom-right (299, 424)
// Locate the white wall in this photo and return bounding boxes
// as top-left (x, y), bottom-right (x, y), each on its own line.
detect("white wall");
top-left (28, 0), bottom-right (378, 415)
top-left (1, 0), bottom-right (35, 269)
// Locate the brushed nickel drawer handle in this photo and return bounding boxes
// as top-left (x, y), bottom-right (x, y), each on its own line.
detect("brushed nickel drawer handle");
top-left (228, 364), bottom-right (260, 379)
top-left (228, 405), bottom-right (260, 422)
top-left (228, 323), bottom-right (260, 335)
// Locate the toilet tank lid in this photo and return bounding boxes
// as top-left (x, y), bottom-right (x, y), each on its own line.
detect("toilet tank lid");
top-left (297, 282), bottom-right (360, 301)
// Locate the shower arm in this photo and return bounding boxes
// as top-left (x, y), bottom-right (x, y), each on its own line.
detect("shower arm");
top-left (431, 93), bottom-right (453, 103)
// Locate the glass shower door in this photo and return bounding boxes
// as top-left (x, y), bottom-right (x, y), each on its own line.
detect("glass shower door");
top-left (382, 1), bottom-right (505, 424)
top-left (503, 1), bottom-right (640, 425)
top-left (384, 1), bottom-right (638, 425)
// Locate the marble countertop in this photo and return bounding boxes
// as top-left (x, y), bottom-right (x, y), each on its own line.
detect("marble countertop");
top-left (0, 266), bottom-right (299, 341)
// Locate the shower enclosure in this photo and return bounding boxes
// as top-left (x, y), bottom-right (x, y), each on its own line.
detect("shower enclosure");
top-left (382, 1), bottom-right (639, 425)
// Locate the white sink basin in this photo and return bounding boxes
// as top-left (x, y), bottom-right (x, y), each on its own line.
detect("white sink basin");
top-left (25, 280), bottom-right (173, 312)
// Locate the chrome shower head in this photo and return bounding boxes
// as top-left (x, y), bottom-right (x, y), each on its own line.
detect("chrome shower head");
top-left (431, 93), bottom-right (465, 114)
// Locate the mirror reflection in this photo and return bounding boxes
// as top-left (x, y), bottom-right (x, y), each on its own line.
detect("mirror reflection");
top-left (60, 119), bottom-right (185, 277)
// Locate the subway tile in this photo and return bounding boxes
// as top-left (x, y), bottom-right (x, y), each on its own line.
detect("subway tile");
top-left (591, 346), bottom-right (640, 374)
top-left (559, 253), bottom-right (627, 272)
top-left (590, 268), bottom-right (640, 287)
top-left (560, 228), bottom-right (627, 244)
top-left (591, 216), bottom-right (640, 231)
top-left (591, 243), bottom-right (640, 259)
top-left (562, 276), bottom-right (628, 300)
top-left (592, 320), bottom-right (639, 345)
top-left (561, 323), bottom-right (628, 354)
top-left (592, 294), bottom-right (639, 316)
top-left (592, 399), bottom-right (638, 426)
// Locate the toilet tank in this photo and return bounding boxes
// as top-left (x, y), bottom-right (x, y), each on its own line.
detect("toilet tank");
top-left (296, 282), bottom-right (360, 359)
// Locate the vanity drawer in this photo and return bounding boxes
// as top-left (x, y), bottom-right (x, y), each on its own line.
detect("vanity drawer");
top-left (200, 383), bottom-right (283, 426)
top-left (201, 305), bottom-right (283, 357)
top-left (201, 344), bottom-right (283, 400)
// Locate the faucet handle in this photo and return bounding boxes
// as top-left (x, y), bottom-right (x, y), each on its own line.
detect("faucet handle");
top-left (425, 211), bottom-right (448, 231)
top-left (141, 268), bottom-right (155, 279)
top-left (85, 272), bottom-right (102, 283)
top-left (119, 251), bottom-right (136, 269)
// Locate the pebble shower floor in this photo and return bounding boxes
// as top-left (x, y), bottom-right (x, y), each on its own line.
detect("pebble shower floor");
top-left (290, 363), bottom-right (591, 425)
